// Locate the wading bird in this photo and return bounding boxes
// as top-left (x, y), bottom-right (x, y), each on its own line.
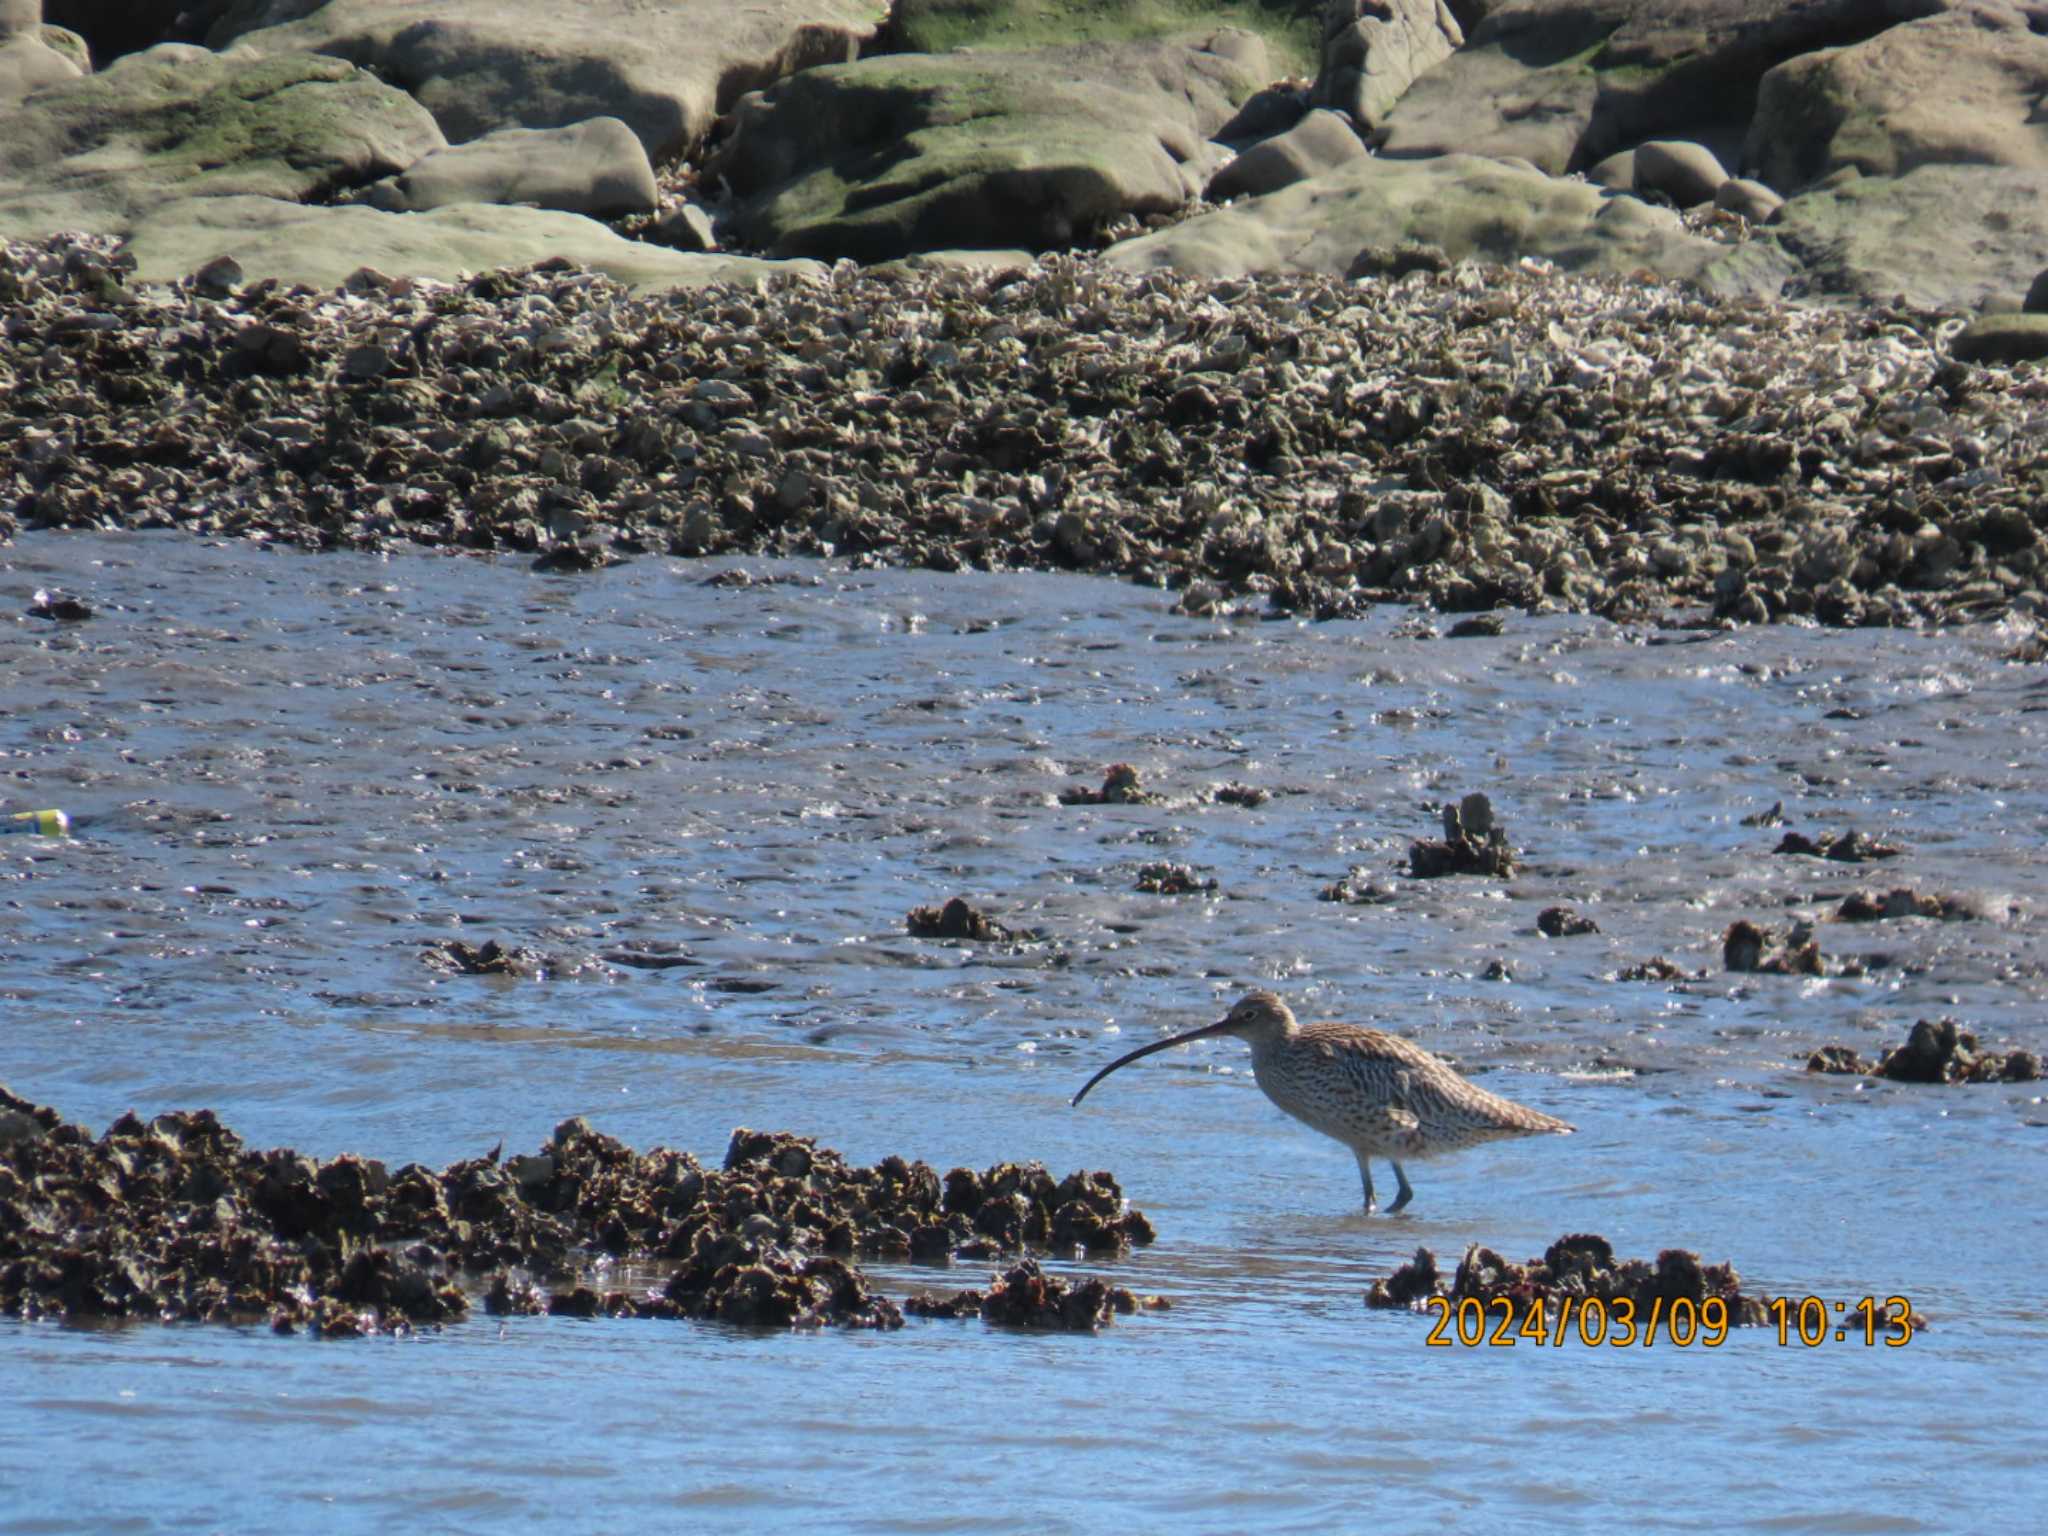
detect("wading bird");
top-left (1072, 989), bottom-right (1573, 1213)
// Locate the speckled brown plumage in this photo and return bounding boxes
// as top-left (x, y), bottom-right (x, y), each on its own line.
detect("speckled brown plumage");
top-left (1073, 989), bottom-right (1574, 1213)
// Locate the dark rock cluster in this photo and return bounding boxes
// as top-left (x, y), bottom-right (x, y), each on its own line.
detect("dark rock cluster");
top-left (906, 896), bottom-right (1017, 942)
top-left (1772, 828), bottom-right (1903, 863)
top-left (1367, 1232), bottom-right (1771, 1331)
top-left (422, 937), bottom-right (557, 976)
top-left (1408, 792), bottom-right (1516, 878)
top-left (0, 1087), bottom-right (1155, 1336)
top-left (1722, 918), bottom-right (1823, 975)
top-left (1134, 862), bottom-right (1218, 895)
top-left (1807, 1019), bottom-right (2041, 1085)
top-left (905, 1256), bottom-right (1168, 1332)
top-left (1835, 887), bottom-right (1974, 924)
top-left (1319, 869), bottom-right (1396, 905)
top-left (1537, 905), bottom-right (1599, 937)
top-left (1616, 956), bottom-right (1695, 982)
top-left (1058, 764), bottom-right (1157, 806)
top-left (1211, 782), bottom-right (1270, 807)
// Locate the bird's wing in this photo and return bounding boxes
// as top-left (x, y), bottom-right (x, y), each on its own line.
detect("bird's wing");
top-left (1358, 1104), bottom-right (1424, 1144)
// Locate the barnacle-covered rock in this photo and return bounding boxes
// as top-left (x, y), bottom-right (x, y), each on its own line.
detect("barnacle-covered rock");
top-left (6, 232), bottom-right (2047, 632)
top-left (0, 1086), bottom-right (1154, 1337)
top-left (1366, 1231), bottom-right (1777, 1334)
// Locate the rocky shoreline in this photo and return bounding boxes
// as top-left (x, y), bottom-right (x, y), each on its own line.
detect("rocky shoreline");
top-left (8, 2), bottom-right (2048, 627)
top-left (6, 230), bottom-right (2047, 628)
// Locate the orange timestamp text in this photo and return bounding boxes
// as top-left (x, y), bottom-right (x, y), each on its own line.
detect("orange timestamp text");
top-left (1422, 1293), bottom-right (1917, 1348)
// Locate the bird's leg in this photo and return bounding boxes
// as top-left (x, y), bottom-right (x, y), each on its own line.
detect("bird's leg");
top-left (1385, 1161), bottom-right (1414, 1214)
top-left (1354, 1149), bottom-right (1377, 1214)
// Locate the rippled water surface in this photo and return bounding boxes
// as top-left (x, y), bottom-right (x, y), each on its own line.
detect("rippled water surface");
top-left (3, 532), bottom-right (2045, 1532)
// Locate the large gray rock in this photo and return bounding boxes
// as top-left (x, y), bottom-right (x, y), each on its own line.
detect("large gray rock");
top-left (1585, 148), bottom-right (1635, 190)
top-left (1207, 108), bottom-right (1367, 201)
top-left (211, 0), bottom-right (887, 160)
top-left (1633, 139), bottom-right (1729, 207)
top-left (1102, 151), bottom-right (1768, 291)
top-left (1713, 175), bottom-right (1783, 221)
top-left (712, 31), bottom-right (1268, 262)
top-left (1312, 0), bottom-right (1464, 130)
top-left (1378, 0), bottom-right (1958, 174)
top-left (120, 194), bottom-right (824, 293)
top-left (0, 22), bottom-right (82, 102)
top-left (1, 1), bottom-right (41, 40)
top-left (0, 45), bottom-right (445, 239)
top-left (1731, 164), bottom-right (2048, 311)
top-left (348, 117), bottom-right (658, 217)
top-left (1746, 4), bottom-right (2048, 192)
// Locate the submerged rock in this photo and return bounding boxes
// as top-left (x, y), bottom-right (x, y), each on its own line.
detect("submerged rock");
top-left (904, 1254), bottom-right (1161, 1331)
top-left (906, 896), bottom-right (1018, 942)
top-left (1616, 956), bottom-right (1694, 982)
top-left (1772, 829), bottom-right (1903, 863)
top-left (1722, 918), bottom-right (1823, 976)
top-left (1835, 888), bottom-right (1976, 924)
top-left (1320, 869), bottom-right (1397, 905)
top-left (423, 938), bottom-right (556, 977)
top-left (1134, 861), bottom-right (1218, 895)
top-left (1537, 906), bottom-right (1599, 937)
top-left (1212, 782), bottom-right (1271, 808)
top-left (1060, 764), bottom-right (1158, 806)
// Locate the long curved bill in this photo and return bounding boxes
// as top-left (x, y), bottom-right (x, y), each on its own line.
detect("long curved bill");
top-left (1071, 1016), bottom-right (1235, 1107)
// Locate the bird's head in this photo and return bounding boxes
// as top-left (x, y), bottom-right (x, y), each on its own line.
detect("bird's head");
top-left (1070, 989), bottom-right (1298, 1107)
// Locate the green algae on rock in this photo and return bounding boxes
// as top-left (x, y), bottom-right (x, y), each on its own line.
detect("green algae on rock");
top-left (712, 31), bottom-right (1267, 261)
top-left (0, 46), bottom-right (444, 240)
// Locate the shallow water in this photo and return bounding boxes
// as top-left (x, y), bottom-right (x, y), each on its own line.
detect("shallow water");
top-left (2, 532), bottom-right (2044, 1532)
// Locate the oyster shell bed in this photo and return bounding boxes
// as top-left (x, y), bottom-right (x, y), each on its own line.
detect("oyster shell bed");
top-left (0, 1084), bottom-right (1154, 1336)
top-left (5, 231), bottom-right (2048, 625)
top-left (1367, 1234), bottom-right (1776, 1331)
